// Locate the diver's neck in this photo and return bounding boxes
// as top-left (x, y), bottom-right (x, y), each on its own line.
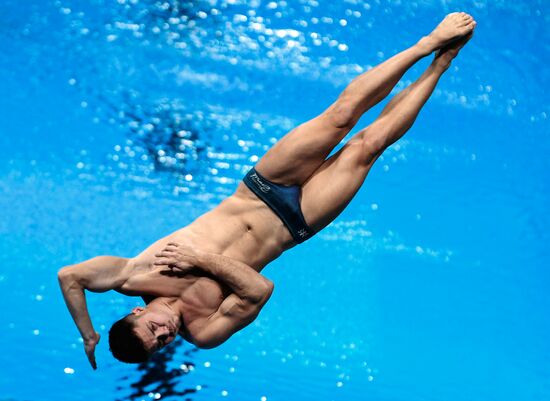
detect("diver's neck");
top-left (164, 298), bottom-right (185, 322)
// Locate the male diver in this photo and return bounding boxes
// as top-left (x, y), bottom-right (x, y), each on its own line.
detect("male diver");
top-left (58, 13), bottom-right (476, 368)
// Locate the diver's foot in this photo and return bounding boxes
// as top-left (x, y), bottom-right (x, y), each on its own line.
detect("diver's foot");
top-left (432, 32), bottom-right (473, 72)
top-left (418, 12), bottom-right (476, 55)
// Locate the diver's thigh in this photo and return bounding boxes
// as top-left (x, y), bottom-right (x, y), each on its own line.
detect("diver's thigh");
top-left (300, 140), bottom-right (373, 231)
top-left (254, 113), bottom-right (350, 186)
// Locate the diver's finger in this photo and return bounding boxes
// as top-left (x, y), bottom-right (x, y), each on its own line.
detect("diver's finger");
top-left (87, 352), bottom-right (97, 370)
top-left (155, 250), bottom-right (175, 258)
top-left (154, 257), bottom-right (175, 265)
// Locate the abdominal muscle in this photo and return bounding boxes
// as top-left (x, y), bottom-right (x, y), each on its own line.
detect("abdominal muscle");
top-left (124, 183), bottom-right (294, 302)
top-left (185, 183), bottom-right (294, 269)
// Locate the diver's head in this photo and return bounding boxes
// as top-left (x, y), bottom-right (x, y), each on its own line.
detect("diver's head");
top-left (109, 298), bottom-right (181, 363)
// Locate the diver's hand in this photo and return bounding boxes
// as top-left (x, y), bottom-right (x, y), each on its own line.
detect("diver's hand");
top-left (154, 242), bottom-right (200, 273)
top-left (84, 332), bottom-right (100, 370)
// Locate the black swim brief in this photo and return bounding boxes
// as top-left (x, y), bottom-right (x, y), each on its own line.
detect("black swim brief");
top-left (243, 167), bottom-right (313, 243)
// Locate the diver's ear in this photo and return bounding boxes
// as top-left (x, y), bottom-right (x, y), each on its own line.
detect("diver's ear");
top-left (132, 306), bottom-right (145, 315)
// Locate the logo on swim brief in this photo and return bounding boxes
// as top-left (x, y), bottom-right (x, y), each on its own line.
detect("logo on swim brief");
top-left (297, 228), bottom-right (309, 238)
top-left (250, 173), bottom-right (271, 193)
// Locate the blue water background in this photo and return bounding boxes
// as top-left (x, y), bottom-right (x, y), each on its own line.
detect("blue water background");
top-left (0, 0), bottom-right (549, 400)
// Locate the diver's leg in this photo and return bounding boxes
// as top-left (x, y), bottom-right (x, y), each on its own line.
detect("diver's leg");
top-left (255, 13), bottom-right (475, 186)
top-left (301, 34), bottom-right (473, 232)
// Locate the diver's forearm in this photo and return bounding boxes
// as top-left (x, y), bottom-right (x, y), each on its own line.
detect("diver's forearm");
top-left (196, 252), bottom-right (273, 303)
top-left (58, 273), bottom-right (96, 341)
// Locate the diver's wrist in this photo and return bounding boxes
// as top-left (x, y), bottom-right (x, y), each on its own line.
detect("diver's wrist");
top-left (83, 332), bottom-right (97, 342)
top-left (194, 249), bottom-right (211, 270)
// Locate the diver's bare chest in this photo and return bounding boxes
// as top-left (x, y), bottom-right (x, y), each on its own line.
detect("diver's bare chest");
top-left (123, 263), bottom-right (227, 308)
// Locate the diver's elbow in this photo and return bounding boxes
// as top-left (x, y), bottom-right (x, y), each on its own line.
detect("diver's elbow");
top-left (57, 266), bottom-right (76, 286)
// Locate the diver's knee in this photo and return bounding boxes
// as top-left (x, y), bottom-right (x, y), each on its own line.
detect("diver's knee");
top-left (324, 98), bottom-right (359, 130)
top-left (358, 126), bottom-right (388, 165)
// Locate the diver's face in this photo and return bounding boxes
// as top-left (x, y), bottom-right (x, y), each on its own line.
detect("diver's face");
top-left (131, 304), bottom-right (179, 353)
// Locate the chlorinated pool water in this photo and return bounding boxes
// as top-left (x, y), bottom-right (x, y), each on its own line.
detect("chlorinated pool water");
top-left (0, 0), bottom-right (548, 400)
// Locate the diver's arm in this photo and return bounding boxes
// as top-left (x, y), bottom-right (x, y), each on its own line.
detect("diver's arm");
top-left (154, 243), bottom-right (274, 348)
top-left (190, 290), bottom-right (273, 349)
top-left (155, 243), bottom-right (273, 303)
top-left (57, 256), bottom-right (129, 369)
top-left (196, 251), bottom-right (273, 303)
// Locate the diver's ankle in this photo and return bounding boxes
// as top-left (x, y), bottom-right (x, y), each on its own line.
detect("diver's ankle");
top-left (415, 36), bottom-right (437, 56)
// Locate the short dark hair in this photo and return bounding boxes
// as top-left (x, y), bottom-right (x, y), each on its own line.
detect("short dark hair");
top-left (108, 314), bottom-right (150, 364)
